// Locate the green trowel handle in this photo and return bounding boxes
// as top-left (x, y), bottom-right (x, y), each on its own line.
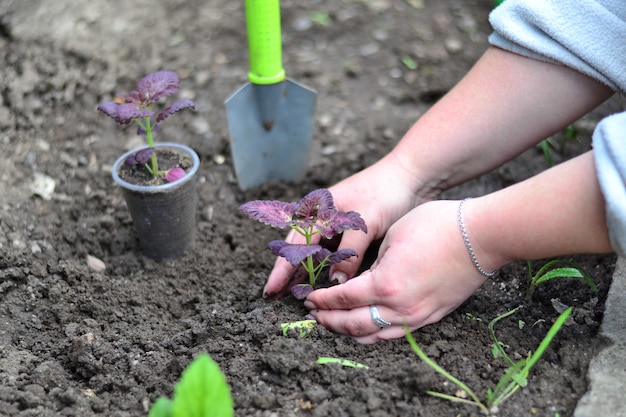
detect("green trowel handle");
top-left (245, 0), bottom-right (286, 85)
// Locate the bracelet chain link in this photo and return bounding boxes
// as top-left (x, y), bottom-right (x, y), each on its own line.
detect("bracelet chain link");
top-left (457, 198), bottom-right (498, 278)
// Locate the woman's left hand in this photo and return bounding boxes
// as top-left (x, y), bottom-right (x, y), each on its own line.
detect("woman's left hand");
top-left (304, 200), bottom-right (489, 344)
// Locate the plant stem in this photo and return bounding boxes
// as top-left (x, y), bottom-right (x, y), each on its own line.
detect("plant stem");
top-left (303, 227), bottom-right (317, 286)
top-left (405, 326), bottom-right (489, 415)
top-left (143, 116), bottom-right (158, 175)
top-left (488, 306), bottom-right (522, 368)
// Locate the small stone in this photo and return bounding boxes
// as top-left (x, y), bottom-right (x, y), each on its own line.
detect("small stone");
top-left (31, 242), bottom-right (42, 254)
top-left (213, 154), bottom-right (225, 165)
top-left (444, 38), bottom-right (463, 54)
top-left (30, 172), bottom-right (56, 200)
top-left (359, 42), bottom-right (380, 57)
top-left (292, 16), bottom-right (312, 32)
top-left (191, 117), bottom-right (210, 134)
top-left (86, 255), bottom-right (106, 272)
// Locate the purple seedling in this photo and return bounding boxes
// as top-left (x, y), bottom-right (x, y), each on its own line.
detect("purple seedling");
top-left (97, 71), bottom-right (195, 182)
top-left (239, 188), bottom-right (367, 299)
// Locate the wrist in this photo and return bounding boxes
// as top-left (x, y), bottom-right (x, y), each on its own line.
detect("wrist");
top-left (384, 147), bottom-right (442, 205)
top-left (458, 197), bottom-right (511, 273)
top-left (457, 199), bottom-right (499, 277)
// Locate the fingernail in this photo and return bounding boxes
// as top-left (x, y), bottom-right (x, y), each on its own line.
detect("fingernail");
top-left (304, 301), bottom-right (315, 309)
top-left (332, 271), bottom-right (347, 284)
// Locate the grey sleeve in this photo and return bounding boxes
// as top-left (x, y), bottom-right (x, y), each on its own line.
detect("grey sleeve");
top-left (488, 0), bottom-right (626, 94)
top-left (488, 0), bottom-right (626, 255)
top-left (593, 113), bottom-right (626, 257)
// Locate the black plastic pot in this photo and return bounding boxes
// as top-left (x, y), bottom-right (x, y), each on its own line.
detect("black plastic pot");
top-left (112, 142), bottom-right (200, 261)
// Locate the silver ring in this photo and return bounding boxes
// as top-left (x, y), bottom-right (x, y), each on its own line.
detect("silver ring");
top-left (370, 305), bottom-right (391, 328)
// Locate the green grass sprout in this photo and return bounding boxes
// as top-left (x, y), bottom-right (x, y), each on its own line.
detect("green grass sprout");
top-left (465, 312), bottom-right (483, 322)
top-left (281, 320), bottom-right (316, 338)
top-left (406, 307), bottom-right (573, 416)
top-left (526, 259), bottom-right (597, 300)
top-left (539, 140), bottom-right (554, 167)
top-left (311, 11), bottom-right (331, 26)
top-left (538, 124), bottom-right (579, 167)
top-left (401, 55), bottom-right (418, 70)
top-left (316, 357), bottom-right (369, 369)
top-left (488, 307), bottom-right (522, 367)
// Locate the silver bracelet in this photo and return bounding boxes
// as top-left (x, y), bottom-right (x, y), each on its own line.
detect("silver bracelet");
top-left (457, 198), bottom-right (498, 277)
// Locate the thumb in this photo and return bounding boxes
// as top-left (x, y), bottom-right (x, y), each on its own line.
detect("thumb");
top-left (263, 229), bottom-right (309, 298)
top-left (263, 257), bottom-right (296, 298)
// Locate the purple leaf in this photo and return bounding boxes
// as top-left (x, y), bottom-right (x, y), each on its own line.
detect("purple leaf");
top-left (97, 102), bottom-right (153, 125)
top-left (267, 240), bottom-right (289, 256)
top-left (326, 249), bottom-right (358, 265)
top-left (117, 91), bottom-right (142, 104)
top-left (294, 188), bottom-right (336, 221)
top-left (313, 248), bottom-right (332, 263)
top-left (238, 200), bottom-right (298, 228)
top-left (135, 71), bottom-right (179, 103)
top-left (313, 248), bottom-right (357, 265)
top-left (318, 210), bottom-right (368, 238)
top-left (291, 284), bottom-right (314, 300)
top-left (267, 242), bottom-right (322, 267)
top-left (166, 167), bottom-right (186, 182)
top-left (134, 148), bottom-right (155, 165)
top-left (125, 154), bottom-right (138, 166)
top-left (156, 99), bottom-right (195, 123)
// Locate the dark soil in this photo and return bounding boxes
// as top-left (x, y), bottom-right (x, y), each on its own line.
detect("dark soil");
top-left (117, 148), bottom-right (195, 186)
top-left (0, 1), bottom-right (621, 416)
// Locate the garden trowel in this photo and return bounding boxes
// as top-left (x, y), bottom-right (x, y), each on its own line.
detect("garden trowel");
top-left (225, 0), bottom-right (317, 190)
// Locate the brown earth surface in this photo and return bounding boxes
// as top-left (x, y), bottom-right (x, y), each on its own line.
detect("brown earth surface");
top-left (0, 1), bottom-right (621, 416)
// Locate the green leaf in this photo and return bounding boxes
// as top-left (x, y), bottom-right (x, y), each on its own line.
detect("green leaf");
top-left (317, 357), bottom-right (369, 369)
top-left (149, 398), bottom-right (173, 417)
top-left (405, 326), bottom-right (488, 414)
top-left (520, 308), bottom-right (572, 375)
top-left (534, 267), bottom-right (584, 284)
top-left (281, 320), bottom-right (316, 338)
top-left (311, 11), bottom-right (331, 26)
top-left (539, 140), bottom-right (553, 167)
top-left (491, 358), bottom-right (527, 400)
top-left (510, 372), bottom-right (528, 387)
top-left (172, 354), bottom-right (234, 417)
top-left (488, 306), bottom-right (521, 368)
top-left (532, 260), bottom-right (597, 293)
top-left (401, 55), bottom-right (418, 70)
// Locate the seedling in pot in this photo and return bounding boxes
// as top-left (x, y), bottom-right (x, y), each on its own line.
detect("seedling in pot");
top-left (525, 259), bottom-right (597, 301)
top-left (239, 188), bottom-right (367, 299)
top-left (406, 306), bottom-right (573, 416)
top-left (97, 71), bottom-right (195, 182)
top-left (148, 353), bottom-right (233, 417)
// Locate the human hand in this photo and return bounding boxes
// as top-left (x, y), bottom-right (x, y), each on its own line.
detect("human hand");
top-left (303, 200), bottom-right (489, 343)
top-left (263, 154), bottom-right (424, 299)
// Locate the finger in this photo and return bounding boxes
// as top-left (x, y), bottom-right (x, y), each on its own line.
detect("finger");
top-left (305, 269), bottom-right (378, 310)
top-left (353, 326), bottom-right (412, 344)
top-left (307, 303), bottom-right (401, 339)
top-left (263, 257), bottom-right (296, 298)
top-left (264, 228), bottom-right (315, 298)
top-left (328, 229), bottom-right (372, 283)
